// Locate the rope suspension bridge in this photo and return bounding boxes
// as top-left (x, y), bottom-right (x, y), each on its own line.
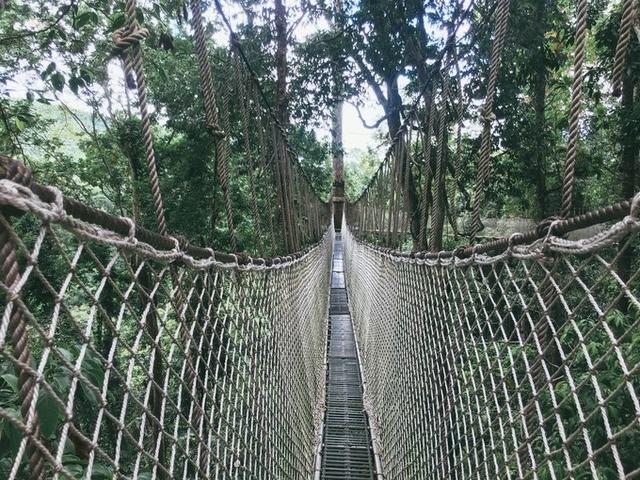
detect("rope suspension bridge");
top-left (1, 0), bottom-right (639, 479)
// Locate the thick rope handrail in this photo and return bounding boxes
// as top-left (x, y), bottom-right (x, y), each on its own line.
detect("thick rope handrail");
top-left (0, 157), bottom-right (325, 267)
top-left (0, 178), bottom-right (330, 271)
top-left (351, 193), bottom-right (639, 262)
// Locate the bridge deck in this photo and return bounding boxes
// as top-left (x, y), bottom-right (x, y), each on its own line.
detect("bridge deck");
top-left (319, 234), bottom-right (376, 479)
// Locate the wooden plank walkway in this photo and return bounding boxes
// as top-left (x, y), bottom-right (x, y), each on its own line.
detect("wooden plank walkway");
top-left (319, 233), bottom-right (376, 479)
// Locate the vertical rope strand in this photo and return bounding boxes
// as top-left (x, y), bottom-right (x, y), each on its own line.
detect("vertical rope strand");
top-left (469, 0), bottom-right (512, 242)
top-left (419, 89), bottom-right (437, 250)
top-left (0, 175), bottom-right (45, 480)
top-left (560, 0), bottom-right (588, 218)
top-left (612, 0), bottom-right (635, 96)
top-left (189, 0), bottom-right (237, 251)
top-left (112, 0), bottom-right (168, 235)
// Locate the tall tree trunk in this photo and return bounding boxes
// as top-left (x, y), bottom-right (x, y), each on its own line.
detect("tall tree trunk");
top-left (616, 73), bottom-right (638, 315)
top-left (275, 0), bottom-right (289, 128)
top-left (273, 0), bottom-right (297, 251)
top-left (532, 0), bottom-right (548, 219)
top-left (332, 0), bottom-right (345, 231)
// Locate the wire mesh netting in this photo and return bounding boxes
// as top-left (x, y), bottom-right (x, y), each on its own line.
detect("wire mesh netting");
top-left (0, 183), bottom-right (332, 479)
top-left (343, 210), bottom-right (640, 479)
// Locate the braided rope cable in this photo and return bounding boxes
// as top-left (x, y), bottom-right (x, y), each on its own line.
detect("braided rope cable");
top-left (560, 0), bottom-right (588, 219)
top-left (0, 164), bottom-right (45, 479)
top-left (253, 88), bottom-right (280, 253)
top-left (234, 53), bottom-right (265, 256)
top-left (469, 0), bottom-right (512, 242)
top-left (219, 53), bottom-right (238, 252)
top-left (188, 0), bottom-right (238, 251)
top-left (189, 0), bottom-right (225, 139)
top-left (112, 0), bottom-right (168, 236)
top-left (429, 108), bottom-right (446, 251)
top-left (449, 44), bottom-right (464, 236)
top-left (430, 72), bottom-right (453, 251)
top-left (612, 0), bottom-right (635, 96)
top-left (418, 89), bottom-right (437, 250)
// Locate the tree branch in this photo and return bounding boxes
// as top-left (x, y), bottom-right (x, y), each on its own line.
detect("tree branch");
top-left (349, 101), bottom-right (395, 129)
top-left (0, 2), bottom-right (75, 44)
top-left (350, 50), bottom-right (388, 109)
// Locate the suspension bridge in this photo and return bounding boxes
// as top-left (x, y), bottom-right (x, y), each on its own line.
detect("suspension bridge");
top-left (1, 0), bottom-right (640, 478)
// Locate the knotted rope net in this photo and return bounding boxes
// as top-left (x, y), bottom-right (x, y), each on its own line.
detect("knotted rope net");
top-left (344, 194), bottom-right (640, 478)
top-left (0, 164), bottom-right (332, 479)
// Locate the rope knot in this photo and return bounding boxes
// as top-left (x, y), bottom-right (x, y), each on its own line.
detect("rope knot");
top-left (630, 192), bottom-right (640, 220)
top-left (479, 106), bottom-right (496, 123)
top-left (207, 123), bottom-right (227, 140)
top-left (111, 26), bottom-right (148, 89)
top-left (0, 155), bottom-right (32, 186)
top-left (536, 216), bottom-right (562, 238)
top-left (111, 26), bottom-right (149, 57)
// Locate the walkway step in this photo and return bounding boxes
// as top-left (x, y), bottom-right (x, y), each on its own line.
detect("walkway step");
top-left (320, 234), bottom-right (375, 479)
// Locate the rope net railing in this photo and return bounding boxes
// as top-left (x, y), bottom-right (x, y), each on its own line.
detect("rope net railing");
top-left (343, 198), bottom-right (640, 478)
top-left (0, 158), bottom-right (333, 479)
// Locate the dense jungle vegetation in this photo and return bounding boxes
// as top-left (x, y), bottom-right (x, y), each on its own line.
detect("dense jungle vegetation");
top-left (0, 0), bottom-right (639, 478)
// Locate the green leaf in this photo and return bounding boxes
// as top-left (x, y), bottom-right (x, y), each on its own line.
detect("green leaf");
top-left (51, 72), bottom-right (65, 91)
top-left (69, 76), bottom-right (80, 94)
top-left (75, 11), bottom-right (99, 30)
top-left (41, 61), bottom-right (56, 79)
top-left (90, 463), bottom-right (113, 479)
top-left (14, 117), bottom-right (26, 131)
top-left (0, 408), bottom-right (22, 455)
top-left (37, 391), bottom-right (61, 438)
top-left (79, 67), bottom-right (92, 84)
top-left (0, 373), bottom-right (18, 393)
top-left (109, 12), bottom-right (126, 32)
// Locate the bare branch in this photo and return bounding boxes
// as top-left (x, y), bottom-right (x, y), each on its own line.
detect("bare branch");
top-left (349, 101), bottom-right (394, 130)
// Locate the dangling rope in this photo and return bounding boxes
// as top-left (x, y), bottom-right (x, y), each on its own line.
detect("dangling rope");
top-left (418, 88), bottom-right (437, 250)
top-left (449, 43), bottom-right (464, 237)
top-left (188, 0), bottom-right (237, 251)
top-left (219, 52), bottom-right (238, 251)
top-left (612, 0), bottom-right (636, 96)
top-left (235, 53), bottom-right (266, 256)
top-left (469, 0), bottom-right (511, 243)
top-left (560, 0), bottom-right (588, 218)
top-left (112, 0), bottom-right (168, 235)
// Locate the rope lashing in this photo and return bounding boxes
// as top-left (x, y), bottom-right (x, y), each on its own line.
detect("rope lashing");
top-left (560, 0), bottom-right (588, 219)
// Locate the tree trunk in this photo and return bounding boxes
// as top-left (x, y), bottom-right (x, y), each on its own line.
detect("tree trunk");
top-left (616, 72), bottom-right (638, 315)
top-left (532, 0), bottom-right (548, 220)
top-left (275, 0), bottom-right (289, 128)
top-left (332, 0), bottom-right (345, 231)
